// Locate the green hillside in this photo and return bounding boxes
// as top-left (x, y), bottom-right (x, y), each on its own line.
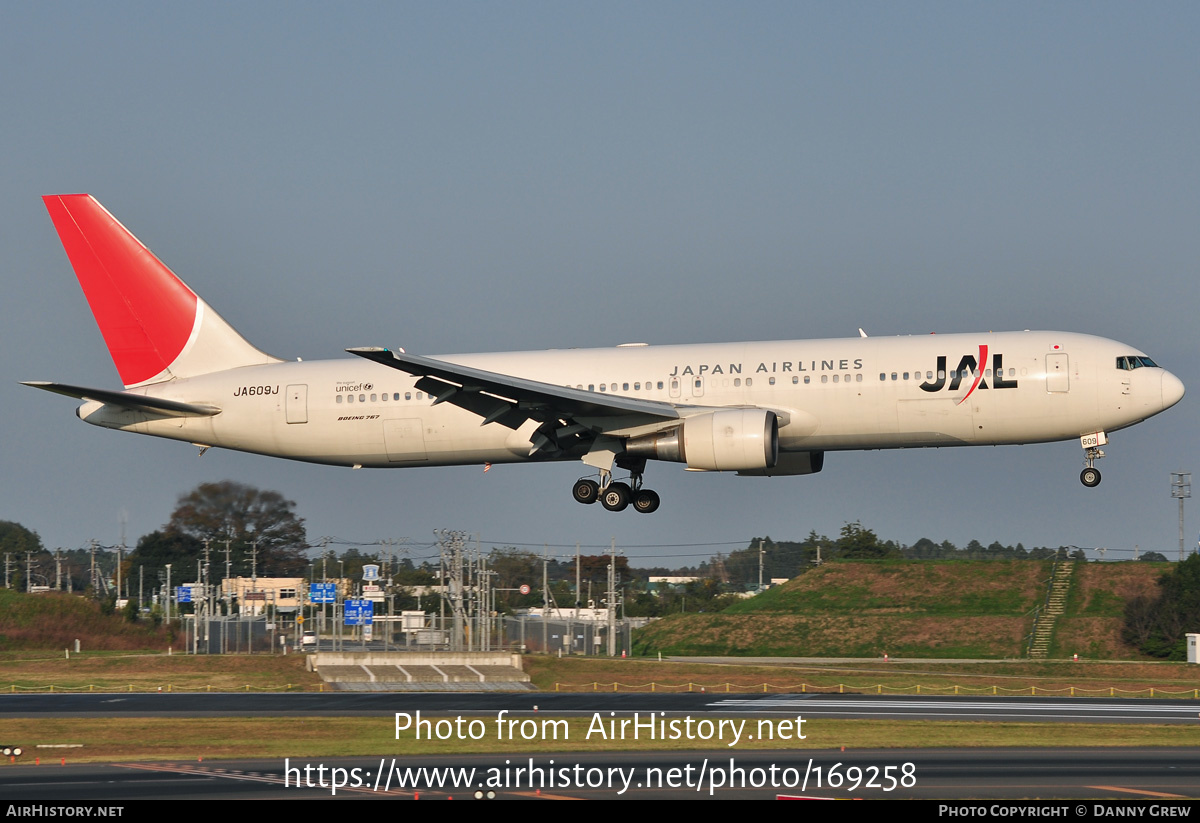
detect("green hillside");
top-left (633, 560), bottom-right (1164, 659)
top-left (0, 589), bottom-right (170, 651)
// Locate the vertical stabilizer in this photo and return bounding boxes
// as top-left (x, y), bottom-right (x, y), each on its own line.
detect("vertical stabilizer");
top-left (42, 194), bottom-right (281, 388)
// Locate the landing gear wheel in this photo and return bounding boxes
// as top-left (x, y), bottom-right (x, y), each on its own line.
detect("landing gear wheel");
top-left (572, 478), bottom-right (600, 504)
top-left (601, 482), bottom-right (631, 512)
top-left (1080, 467), bottom-right (1101, 488)
top-left (632, 489), bottom-right (660, 514)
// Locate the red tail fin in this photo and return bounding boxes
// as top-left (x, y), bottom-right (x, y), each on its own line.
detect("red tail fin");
top-left (43, 195), bottom-right (279, 387)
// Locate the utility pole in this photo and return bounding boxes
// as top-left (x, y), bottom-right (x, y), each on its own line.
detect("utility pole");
top-left (758, 538), bottom-right (765, 592)
top-left (165, 564), bottom-right (172, 624)
top-left (1171, 472), bottom-right (1191, 562)
top-left (606, 538), bottom-right (618, 657)
top-left (223, 540), bottom-right (232, 616)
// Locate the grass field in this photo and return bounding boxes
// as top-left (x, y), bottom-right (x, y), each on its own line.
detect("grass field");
top-left (5, 716), bottom-right (1199, 764)
top-left (3, 653), bottom-right (1198, 763)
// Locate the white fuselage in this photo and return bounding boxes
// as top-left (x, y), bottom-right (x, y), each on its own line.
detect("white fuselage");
top-left (75, 330), bottom-right (1181, 471)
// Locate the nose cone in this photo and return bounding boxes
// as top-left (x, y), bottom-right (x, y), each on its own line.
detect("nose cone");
top-left (1162, 371), bottom-right (1185, 410)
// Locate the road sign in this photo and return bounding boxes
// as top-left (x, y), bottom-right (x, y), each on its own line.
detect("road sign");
top-left (176, 586), bottom-right (192, 603)
top-left (362, 564), bottom-right (380, 581)
top-left (519, 584), bottom-right (531, 595)
top-left (344, 599), bottom-right (374, 626)
top-left (309, 583), bottom-right (336, 604)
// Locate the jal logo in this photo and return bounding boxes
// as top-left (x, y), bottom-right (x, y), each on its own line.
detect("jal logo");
top-left (920, 345), bottom-right (1017, 404)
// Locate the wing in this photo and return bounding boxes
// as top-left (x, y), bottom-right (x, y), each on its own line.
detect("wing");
top-left (347, 347), bottom-right (681, 457)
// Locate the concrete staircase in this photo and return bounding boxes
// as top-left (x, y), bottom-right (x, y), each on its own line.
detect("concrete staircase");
top-left (1028, 560), bottom-right (1075, 659)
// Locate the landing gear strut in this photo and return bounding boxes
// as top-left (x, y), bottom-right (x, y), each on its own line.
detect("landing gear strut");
top-left (572, 464), bottom-right (661, 514)
top-left (1079, 432), bottom-right (1106, 488)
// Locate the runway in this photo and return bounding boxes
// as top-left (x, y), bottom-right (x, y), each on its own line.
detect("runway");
top-left (3, 692), bottom-right (1198, 800)
top-left (4, 691), bottom-right (1200, 724)
top-left (2, 748), bottom-right (1199, 800)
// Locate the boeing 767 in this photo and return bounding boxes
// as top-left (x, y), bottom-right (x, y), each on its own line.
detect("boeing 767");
top-left (25, 194), bottom-right (1185, 514)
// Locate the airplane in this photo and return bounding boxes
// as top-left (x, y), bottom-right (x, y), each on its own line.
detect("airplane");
top-left (26, 194), bottom-right (1185, 515)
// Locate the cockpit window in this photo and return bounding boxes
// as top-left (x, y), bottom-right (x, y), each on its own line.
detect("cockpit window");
top-left (1117, 355), bottom-right (1160, 370)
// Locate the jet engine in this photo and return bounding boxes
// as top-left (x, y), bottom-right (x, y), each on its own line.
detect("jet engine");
top-left (625, 409), bottom-right (778, 471)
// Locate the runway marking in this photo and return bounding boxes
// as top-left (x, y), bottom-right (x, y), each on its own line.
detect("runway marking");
top-left (112, 762), bottom-right (415, 797)
top-left (1089, 786), bottom-right (1188, 798)
top-left (510, 790), bottom-right (580, 799)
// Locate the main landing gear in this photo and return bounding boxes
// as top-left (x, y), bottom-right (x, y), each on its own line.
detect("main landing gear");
top-left (1079, 431), bottom-right (1107, 488)
top-left (572, 469), bottom-right (661, 514)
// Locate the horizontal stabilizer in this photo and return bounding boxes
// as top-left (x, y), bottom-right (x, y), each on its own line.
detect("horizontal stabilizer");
top-left (21, 381), bottom-right (221, 418)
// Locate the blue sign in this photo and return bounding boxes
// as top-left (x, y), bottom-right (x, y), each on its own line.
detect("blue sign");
top-left (309, 583), bottom-right (337, 604)
top-left (362, 564), bottom-right (380, 582)
top-left (176, 586), bottom-right (193, 603)
top-left (344, 599), bottom-right (374, 626)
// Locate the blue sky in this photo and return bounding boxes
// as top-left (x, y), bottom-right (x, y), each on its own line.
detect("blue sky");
top-left (3, 2), bottom-right (1197, 565)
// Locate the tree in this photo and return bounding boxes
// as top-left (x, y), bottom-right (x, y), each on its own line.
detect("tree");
top-left (0, 521), bottom-right (43, 556)
top-left (167, 481), bottom-right (309, 577)
top-left (127, 529), bottom-right (205, 585)
top-left (1123, 554), bottom-right (1200, 660)
top-left (835, 522), bottom-right (897, 559)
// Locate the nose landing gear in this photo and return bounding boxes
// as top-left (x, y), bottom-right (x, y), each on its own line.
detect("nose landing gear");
top-left (1079, 432), bottom-right (1107, 488)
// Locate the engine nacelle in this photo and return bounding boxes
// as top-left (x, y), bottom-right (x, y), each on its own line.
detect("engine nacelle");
top-left (626, 409), bottom-right (778, 471)
top-left (737, 450), bottom-right (824, 477)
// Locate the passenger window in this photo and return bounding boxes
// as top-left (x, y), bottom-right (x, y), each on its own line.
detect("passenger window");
top-left (891, 373), bottom-right (898, 381)
top-left (769, 377), bottom-right (776, 385)
top-left (804, 376), bottom-right (811, 384)
top-left (416, 392), bottom-right (423, 400)
top-left (336, 395), bottom-right (343, 404)
top-left (694, 379), bottom-right (701, 389)
top-left (623, 383), bottom-right (629, 391)
top-left (634, 383), bottom-right (641, 390)
top-left (856, 374), bottom-right (863, 383)
top-left (657, 381), bottom-right (664, 390)
top-left (879, 373), bottom-right (886, 381)
top-left (734, 378), bottom-right (741, 387)
top-left (347, 395), bottom-right (354, 404)
top-left (746, 378), bottom-right (753, 387)
top-left (832, 375), bottom-right (839, 383)
top-left (405, 392), bottom-right (411, 400)
top-left (902, 372), bottom-right (909, 381)
top-left (938, 370), bottom-right (946, 380)
top-left (393, 393), bottom-right (400, 401)
top-left (359, 394), bottom-right (366, 402)
top-left (600, 384), bottom-right (607, 392)
top-left (792, 376), bottom-right (799, 384)
top-left (371, 393), bottom-right (377, 402)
